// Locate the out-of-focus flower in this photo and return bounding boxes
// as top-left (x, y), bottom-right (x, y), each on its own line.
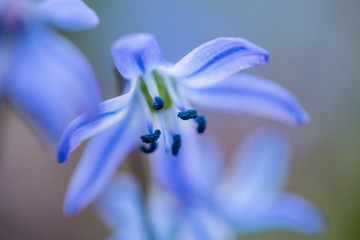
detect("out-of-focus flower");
top-left (58, 33), bottom-right (309, 215)
top-left (0, 0), bottom-right (101, 146)
top-left (97, 129), bottom-right (325, 239)
top-left (148, 127), bottom-right (324, 239)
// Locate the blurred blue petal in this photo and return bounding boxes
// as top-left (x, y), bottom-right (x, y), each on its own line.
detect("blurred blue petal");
top-left (148, 185), bottom-right (180, 240)
top-left (213, 127), bottom-right (325, 235)
top-left (223, 127), bottom-right (290, 201)
top-left (179, 206), bottom-right (234, 240)
top-left (57, 80), bottom-right (136, 163)
top-left (6, 26), bottom-right (101, 145)
top-left (111, 33), bottom-right (166, 79)
top-left (96, 175), bottom-right (149, 240)
top-left (35, 0), bottom-right (99, 31)
top-left (63, 104), bottom-right (144, 215)
top-left (181, 73), bottom-right (309, 125)
top-left (166, 37), bottom-right (268, 89)
top-left (223, 194), bottom-right (325, 235)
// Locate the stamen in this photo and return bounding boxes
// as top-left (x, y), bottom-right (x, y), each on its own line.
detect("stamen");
top-left (196, 115), bottom-right (207, 134)
top-left (152, 96), bottom-right (164, 110)
top-left (140, 129), bottom-right (161, 143)
top-left (171, 134), bottom-right (182, 156)
top-left (177, 109), bottom-right (198, 120)
top-left (140, 142), bottom-right (158, 154)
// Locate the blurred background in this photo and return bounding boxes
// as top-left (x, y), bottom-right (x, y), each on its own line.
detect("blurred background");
top-left (1, 0), bottom-right (360, 239)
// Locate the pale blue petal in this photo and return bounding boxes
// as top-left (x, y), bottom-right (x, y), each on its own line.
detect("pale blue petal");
top-left (221, 127), bottom-right (290, 202)
top-left (222, 194), bottom-right (325, 235)
top-left (111, 33), bottom-right (166, 79)
top-left (57, 80), bottom-right (136, 163)
top-left (96, 174), bottom-right (149, 240)
top-left (6, 26), bottom-right (101, 146)
top-left (150, 121), bottom-right (222, 196)
top-left (35, 0), bottom-right (99, 31)
top-left (179, 206), bottom-right (235, 240)
top-left (63, 104), bottom-right (144, 215)
top-left (166, 37), bottom-right (268, 89)
top-left (181, 73), bottom-right (309, 125)
top-left (148, 185), bottom-right (180, 240)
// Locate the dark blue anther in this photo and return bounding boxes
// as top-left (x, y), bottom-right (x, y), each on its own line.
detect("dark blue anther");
top-left (140, 142), bottom-right (158, 153)
top-left (171, 134), bottom-right (182, 156)
top-left (177, 109), bottom-right (198, 120)
top-left (140, 129), bottom-right (161, 143)
top-left (152, 96), bottom-right (165, 110)
top-left (196, 115), bottom-right (207, 134)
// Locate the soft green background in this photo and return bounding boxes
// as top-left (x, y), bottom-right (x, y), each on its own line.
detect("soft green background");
top-left (1, 0), bottom-right (359, 239)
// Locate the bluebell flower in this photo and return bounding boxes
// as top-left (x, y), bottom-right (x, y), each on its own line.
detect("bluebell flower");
top-left (0, 0), bottom-right (101, 145)
top-left (58, 33), bottom-right (309, 215)
top-left (97, 128), bottom-right (324, 240)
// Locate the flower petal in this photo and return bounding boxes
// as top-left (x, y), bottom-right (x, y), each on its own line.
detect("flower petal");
top-left (111, 33), bottom-right (166, 79)
top-left (150, 121), bottom-right (223, 197)
top-left (57, 80), bottom-right (136, 163)
top-left (148, 185), bottom-right (180, 240)
top-left (221, 127), bottom-right (290, 202)
top-left (179, 205), bottom-right (235, 240)
top-left (6, 26), bottom-right (101, 146)
top-left (181, 73), bottom-right (309, 125)
top-left (35, 0), bottom-right (99, 31)
top-left (63, 103), bottom-right (143, 215)
top-left (96, 174), bottom-right (148, 240)
top-left (222, 194), bottom-right (325, 235)
top-left (166, 37), bottom-right (268, 88)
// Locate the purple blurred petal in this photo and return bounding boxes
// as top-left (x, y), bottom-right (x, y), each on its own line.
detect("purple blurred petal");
top-left (6, 26), bottom-right (101, 145)
top-left (223, 194), bottom-right (325, 235)
top-left (181, 73), bottom-right (309, 125)
top-left (221, 128), bottom-right (290, 202)
top-left (35, 0), bottom-right (99, 31)
top-left (96, 175), bottom-right (149, 240)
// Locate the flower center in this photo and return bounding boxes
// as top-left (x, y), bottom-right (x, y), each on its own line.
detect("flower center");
top-left (1, 0), bottom-right (29, 33)
top-left (138, 71), bottom-right (207, 156)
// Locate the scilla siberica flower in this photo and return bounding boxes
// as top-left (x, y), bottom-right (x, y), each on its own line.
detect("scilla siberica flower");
top-left (58, 33), bottom-right (310, 215)
top-left (0, 0), bottom-right (101, 145)
top-left (97, 128), bottom-right (324, 240)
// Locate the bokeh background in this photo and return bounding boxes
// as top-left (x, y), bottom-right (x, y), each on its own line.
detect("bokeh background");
top-left (1, 0), bottom-right (360, 239)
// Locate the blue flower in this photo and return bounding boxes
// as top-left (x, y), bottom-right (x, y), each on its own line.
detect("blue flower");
top-left (97, 128), bottom-right (325, 240)
top-left (58, 33), bottom-right (309, 215)
top-left (0, 0), bottom-right (101, 146)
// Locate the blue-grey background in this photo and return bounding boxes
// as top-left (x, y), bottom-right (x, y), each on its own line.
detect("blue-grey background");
top-left (1, 0), bottom-right (359, 239)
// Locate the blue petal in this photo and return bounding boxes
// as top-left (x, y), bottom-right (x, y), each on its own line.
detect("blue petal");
top-left (6, 26), bottom-right (101, 146)
top-left (111, 33), bottom-right (166, 79)
top-left (222, 127), bottom-right (290, 201)
top-left (35, 0), bottom-right (99, 31)
top-left (181, 73), bottom-right (309, 125)
top-left (57, 80), bottom-right (136, 163)
top-left (63, 104), bottom-right (143, 215)
top-left (166, 37), bottom-right (268, 88)
top-left (96, 174), bottom-right (149, 240)
top-left (148, 185), bottom-right (180, 240)
top-left (179, 205), bottom-right (235, 240)
top-left (223, 194), bottom-right (325, 235)
top-left (150, 121), bottom-right (223, 197)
